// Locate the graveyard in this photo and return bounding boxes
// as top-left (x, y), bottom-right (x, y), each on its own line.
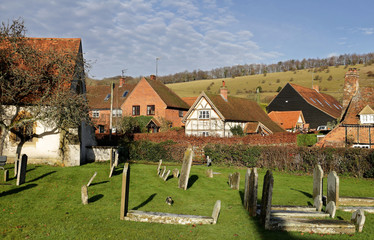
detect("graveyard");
top-left (1, 160), bottom-right (374, 239)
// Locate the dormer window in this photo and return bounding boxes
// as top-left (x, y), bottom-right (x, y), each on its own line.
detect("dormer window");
top-left (359, 105), bottom-right (374, 124)
top-left (104, 94), bottom-right (111, 101)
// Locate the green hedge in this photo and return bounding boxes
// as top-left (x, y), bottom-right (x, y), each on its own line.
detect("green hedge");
top-left (297, 134), bottom-right (317, 146)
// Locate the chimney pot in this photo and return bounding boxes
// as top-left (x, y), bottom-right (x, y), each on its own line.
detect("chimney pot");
top-left (150, 75), bottom-right (156, 80)
top-left (312, 85), bottom-right (319, 92)
top-left (119, 77), bottom-right (125, 88)
top-left (220, 81), bottom-right (228, 101)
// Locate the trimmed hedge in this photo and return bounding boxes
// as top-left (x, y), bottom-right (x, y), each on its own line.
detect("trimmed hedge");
top-left (120, 140), bottom-right (374, 178)
top-left (297, 134), bottom-right (317, 146)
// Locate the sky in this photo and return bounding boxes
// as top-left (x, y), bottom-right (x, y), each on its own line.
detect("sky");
top-left (1, 0), bottom-right (374, 79)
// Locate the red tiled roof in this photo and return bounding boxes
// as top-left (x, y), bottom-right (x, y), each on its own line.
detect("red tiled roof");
top-left (205, 93), bottom-right (284, 133)
top-left (145, 77), bottom-right (190, 110)
top-left (268, 111), bottom-right (304, 130)
top-left (244, 122), bottom-right (260, 133)
top-left (289, 83), bottom-right (342, 118)
top-left (182, 97), bottom-right (198, 107)
top-left (86, 83), bottom-right (135, 110)
top-left (342, 86), bottom-right (374, 124)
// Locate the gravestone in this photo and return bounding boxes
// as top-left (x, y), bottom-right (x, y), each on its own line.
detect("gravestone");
top-left (4, 170), bottom-right (9, 182)
top-left (0, 156), bottom-right (6, 170)
top-left (110, 147), bottom-right (114, 167)
top-left (243, 168), bottom-right (251, 210)
top-left (313, 164), bottom-right (323, 208)
top-left (260, 170), bottom-right (274, 230)
top-left (163, 170), bottom-right (170, 181)
top-left (109, 164), bottom-right (115, 178)
top-left (230, 172), bottom-right (240, 190)
top-left (16, 154), bottom-right (28, 186)
top-left (14, 159), bottom-right (18, 177)
top-left (351, 209), bottom-right (365, 232)
top-left (87, 172), bottom-right (97, 187)
top-left (157, 160), bottom-right (162, 175)
top-left (81, 185), bottom-right (88, 205)
top-left (120, 163), bottom-right (130, 220)
top-left (172, 168), bottom-right (179, 178)
top-left (160, 166), bottom-right (166, 178)
top-left (327, 171), bottom-right (339, 207)
top-left (326, 201), bottom-right (336, 218)
top-left (228, 173), bottom-right (232, 186)
top-left (206, 169), bottom-right (213, 178)
top-left (178, 147), bottom-right (193, 190)
top-left (248, 168), bottom-right (258, 217)
top-left (314, 195), bottom-right (323, 212)
top-left (211, 200), bottom-right (221, 224)
top-left (206, 156), bottom-right (212, 166)
top-left (114, 149), bottom-right (119, 167)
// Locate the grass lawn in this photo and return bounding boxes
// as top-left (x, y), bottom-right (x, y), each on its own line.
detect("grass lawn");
top-left (1, 162), bottom-right (374, 239)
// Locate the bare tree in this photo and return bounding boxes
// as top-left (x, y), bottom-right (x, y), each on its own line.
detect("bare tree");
top-left (0, 19), bottom-right (90, 158)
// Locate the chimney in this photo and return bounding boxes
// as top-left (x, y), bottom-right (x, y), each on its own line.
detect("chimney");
top-left (150, 75), bottom-right (156, 81)
top-left (119, 77), bottom-right (126, 88)
top-left (342, 68), bottom-right (359, 110)
top-left (312, 85), bottom-right (319, 92)
top-left (220, 80), bottom-right (228, 101)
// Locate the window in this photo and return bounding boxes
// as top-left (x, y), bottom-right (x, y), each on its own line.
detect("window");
top-left (98, 125), bottom-right (105, 133)
top-left (132, 105), bottom-right (140, 116)
top-left (147, 105), bottom-right (155, 115)
top-left (360, 114), bottom-right (374, 124)
top-left (202, 131), bottom-right (209, 137)
top-left (179, 110), bottom-right (184, 118)
top-left (104, 93), bottom-right (111, 101)
top-left (122, 90), bottom-right (129, 97)
top-left (112, 109), bottom-right (122, 117)
top-left (92, 110), bottom-right (100, 118)
top-left (198, 110), bottom-right (210, 119)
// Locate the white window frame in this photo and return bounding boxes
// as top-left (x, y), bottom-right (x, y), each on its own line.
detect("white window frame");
top-left (202, 131), bottom-right (209, 137)
top-left (112, 109), bottom-right (122, 117)
top-left (353, 144), bottom-right (370, 149)
top-left (92, 110), bottom-right (100, 118)
top-left (360, 114), bottom-right (374, 124)
top-left (198, 110), bottom-right (210, 119)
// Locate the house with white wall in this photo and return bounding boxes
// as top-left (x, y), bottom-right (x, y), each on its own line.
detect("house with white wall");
top-left (182, 81), bottom-right (284, 137)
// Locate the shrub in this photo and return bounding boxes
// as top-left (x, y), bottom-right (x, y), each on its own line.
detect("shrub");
top-left (230, 125), bottom-right (244, 136)
top-left (297, 134), bottom-right (317, 147)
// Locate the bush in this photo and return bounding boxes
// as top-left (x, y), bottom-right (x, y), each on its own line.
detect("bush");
top-left (297, 134), bottom-right (317, 147)
top-left (204, 144), bottom-right (260, 167)
top-left (230, 125), bottom-right (244, 136)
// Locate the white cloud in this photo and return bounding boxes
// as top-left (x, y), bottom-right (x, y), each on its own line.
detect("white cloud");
top-left (359, 28), bottom-right (374, 35)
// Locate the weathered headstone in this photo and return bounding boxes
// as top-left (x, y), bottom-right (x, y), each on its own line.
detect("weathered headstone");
top-left (120, 163), bottom-right (130, 220)
top-left (326, 201), bottom-right (336, 218)
top-left (206, 156), bottom-right (212, 166)
top-left (87, 172), bottom-right (97, 187)
top-left (228, 173), bottom-right (232, 186)
top-left (178, 147), bottom-right (193, 190)
top-left (160, 166), bottom-right (166, 178)
top-left (206, 168), bottom-right (213, 178)
top-left (114, 149), bottom-right (119, 167)
top-left (260, 170), bottom-right (274, 229)
top-left (14, 159), bottom-right (18, 177)
top-left (81, 185), bottom-right (88, 205)
top-left (327, 171), bottom-right (339, 207)
top-left (172, 168), bottom-right (179, 178)
top-left (163, 170), bottom-right (170, 181)
top-left (110, 147), bottom-right (114, 167)
top-left (211, 200), bottom-right (221, 224)
top-left (314, 195), bottom-right (323, 212)
top-left (157, 160), bottom-right (162, 175)
top-left (109, 164), bottom-right (115, 178)
top-left (16, 154), bottom-right (28, 186)
top-left (351, 209), bottom-right (365, 232)
top-left (243, 168), bottom-right (251, 210)
top-left (248, 168), bottom-right (258, 217)
top-left (230, 172), bottom-right (240, 190)
top-left (0, 156), bottom-right (6, 170)
top-left (4, 170), bottom-right (9, 182)
top-left (313, 164), bottom-right (323, 207)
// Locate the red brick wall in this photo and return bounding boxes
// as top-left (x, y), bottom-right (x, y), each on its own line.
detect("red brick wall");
top-left (90, 110), bottom-right (121, 134)
top-left (165, 108), bottom-right (186, 127)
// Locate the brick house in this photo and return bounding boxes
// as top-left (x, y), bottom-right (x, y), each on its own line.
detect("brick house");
top-left (182, 81), bottom-right (284, 137)
top-left (86, 78), bottom-right (135, 134)
top-left (122, 75), bottom-right (190, 129)
top-left (1, 38), bottom-right (95, 166)
top-left (316, 69), bottom-right (374, 148)
top-left (267, 83), bottom-right (342, 129)
top-left (268, 111), bottom-right (307, 132)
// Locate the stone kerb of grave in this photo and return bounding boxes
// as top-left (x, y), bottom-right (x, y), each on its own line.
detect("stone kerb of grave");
top-left (178, 147), bottom-right (193, 190)
top-left (248, 168), bottom-right (258, 217)
top-left (327, 171), bottom-right (339, 207)
top-left (120, 163), bottom-right (130, 220)
top-left (313, 164), bottom-right (323, 211)
top-left (160, 166), bottom-right (166, 178)
top-left (87, 172), bottom-right (97, 187)
top-left (326, 201), bottom-right (336, 218)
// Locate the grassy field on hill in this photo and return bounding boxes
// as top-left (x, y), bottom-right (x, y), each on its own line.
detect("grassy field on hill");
top-left (166, 64), bottom-right (374, 104)
top-left (1, 162), bottom-right (374, 239)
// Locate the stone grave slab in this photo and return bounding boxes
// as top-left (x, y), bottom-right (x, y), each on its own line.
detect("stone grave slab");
top-left (351, 209), bottom-right (365, 232)
top-left (87, 172), bottom-right (97, 187)
top-left (16, 154), bottom-right (28, 186)
top-left (260, 170), bottom-right (274, 229)
top-left (109, 164), bottom-right (115, 178)
top-left (163, 170), bottom-right (170, 181)
top-left (206, 169), bottom-right (213, 178)
top-left (120, 163), bottom-right (130, 220)
top-left (327, 171), bottom-right (339, 207)
top-left (81, 185), bottom-right (88, 205)
top-left (313, 164), bottom-right (323, 210)
top-left (340, 206), bottom-right (374, 213)
top-left (157, 160), bottom-right (162, 175)
top-left (248, 168), bottom-right (258, 216)
top-left (326, 201), bottom-right (336, 218)
top-left (160, 166), bottom-right (166, 178)
top-left (14, 159), bottom-right (18, 177)
top-left (178, 147), bottom-right (193, 190)
top-left (243, 168), bottom-right (251, 210)
top-left (230, 172), bottom-right (240, 190)
top-left (339, 196), bottom-right (374, 206)
top-left (211, 200), bottom-right (221, 224)
top-left (314, 195), bottom-right (323, 212)
top-left (172, 168), bottom-right (179, 178)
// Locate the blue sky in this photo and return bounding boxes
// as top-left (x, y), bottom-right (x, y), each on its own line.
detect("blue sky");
top-left (1, 0), bottom-right (373, 79)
